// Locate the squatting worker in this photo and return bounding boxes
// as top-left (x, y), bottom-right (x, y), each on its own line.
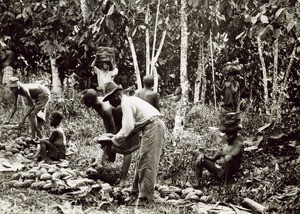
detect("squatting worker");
top-left (103, 81), bottom-right (165, 205)
top-left (6, 77), bottom-right (50, 139)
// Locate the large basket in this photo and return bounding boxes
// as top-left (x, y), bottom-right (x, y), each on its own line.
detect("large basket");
top-left (222, 63), bottom-right (242, 76)
top-left (97, 47), bottom-right (116, 62)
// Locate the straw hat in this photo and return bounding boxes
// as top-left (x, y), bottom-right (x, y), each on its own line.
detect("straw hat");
top-left (103, 82), bottom-right (123, 102)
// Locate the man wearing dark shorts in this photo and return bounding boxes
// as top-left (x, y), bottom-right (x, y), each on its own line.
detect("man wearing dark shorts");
top-left (6, 77), bottom-right (50, 139)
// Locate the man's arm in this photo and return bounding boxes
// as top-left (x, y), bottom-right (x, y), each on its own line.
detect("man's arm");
top-left (49, 131), bottom-right (59, 144)
top-left (153, 93), bottom-right (160, 111)
top-left (20, 93), bottom-right (35, 124)
top-left (111, 59), bottom-right (118, 79)
top-left (205, 150), bottom-right (223, 162)
top-left (111, 100), bottom-right (135, 146)
top-left (6, 92), bottom-right (18, 123)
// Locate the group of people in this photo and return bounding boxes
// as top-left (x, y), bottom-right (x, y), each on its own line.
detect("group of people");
top-left (3, 58), bottom-right (243, 205)
top-left (4, 72), bottom-right (165, 206)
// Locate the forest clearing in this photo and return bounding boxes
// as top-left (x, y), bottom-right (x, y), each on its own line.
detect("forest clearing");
top-left (0, 0), bottom-right (299, 213)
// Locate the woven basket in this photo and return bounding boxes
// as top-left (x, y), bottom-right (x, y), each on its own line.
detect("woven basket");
top-left (97, 47), bottom-right (116, 62)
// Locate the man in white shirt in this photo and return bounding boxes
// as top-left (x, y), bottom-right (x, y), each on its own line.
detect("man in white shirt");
top-left (103, 81), bottom-right (165, 205)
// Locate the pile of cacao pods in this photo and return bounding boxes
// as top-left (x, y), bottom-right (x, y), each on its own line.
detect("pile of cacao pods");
top-left (0, 136), bottom-right (37, 159)
top-left (155, 184), bottom-right (214, 204)
top-left (6, 163), bottom-right (95, 192)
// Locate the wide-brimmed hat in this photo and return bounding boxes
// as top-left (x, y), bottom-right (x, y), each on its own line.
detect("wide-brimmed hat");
top-left (8, 77), bottom-right (20, 88)
top-left (219, 111), bottom-right (242, 133)
top-left (103, 82), bottom-right (123, 102)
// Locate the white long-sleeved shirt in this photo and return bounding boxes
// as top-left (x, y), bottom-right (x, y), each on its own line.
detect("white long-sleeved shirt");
top-left (95, 67), bottom-right (118, 91)
top-left (111, 96), bottom-right (161, 146)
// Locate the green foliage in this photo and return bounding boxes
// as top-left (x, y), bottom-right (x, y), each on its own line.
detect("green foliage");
top-left (159, 102), bottom-right (222, 186)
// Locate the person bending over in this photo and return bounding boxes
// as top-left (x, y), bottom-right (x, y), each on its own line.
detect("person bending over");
top-left (6, 77), bottom-right (50, 139)
top-left (103, 81), bottom-right (165, 205)
top-left (82, 88), bottom-right (140, 187)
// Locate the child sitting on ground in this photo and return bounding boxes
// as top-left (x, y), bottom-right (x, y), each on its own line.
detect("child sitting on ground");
top-left (34, 111), bottom-right (66, 162)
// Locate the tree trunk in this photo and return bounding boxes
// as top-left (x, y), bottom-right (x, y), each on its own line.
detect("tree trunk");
top-left (152, 29), bottom-right (167, 92)
top-left (200, 42), bottom-right (206, 103)
top-left (257, 36), bottom-right (269, 114)
top-left (126, 27), bottom-right (142, 90)
top-left (50, 56), bottom-right (62, 97)
top-left (194, 35), bottom-right (203, 103)
top-left (210, 30), bottom-right (217, 110)
top-left (145, 4), bottom-right (150, 75)
top-left (150, 0), bottom-right (160, 75)
top-left (276, 43), bottom-right (297, 119)
top-left (271, 38), bottom-right (279, 115)
top-left (80, 0), bottom-right (89, 23)
top-left (172, 0), bottom-right (188, 146)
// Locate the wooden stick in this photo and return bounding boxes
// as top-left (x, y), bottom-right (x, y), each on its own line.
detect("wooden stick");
top-left (242, 198), bottom-right (266, 214)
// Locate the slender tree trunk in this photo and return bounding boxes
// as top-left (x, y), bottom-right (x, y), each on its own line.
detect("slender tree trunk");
top-left (150, 0), bottom-right (160, 74)
top-left (145, 5), bottom-right (150, 75)
top-left (257, 36), bottom-right (269, 114)
top-left (194, 35), bottom-right (203, 103)
top-left (80, 0), bottom-right (89, 23)
top-left (200, 44), bottom-right (206, 102)
top-left (210, 30), bottom-right (217, 110)
top-left (152, 29), bottom-right (167, 92)
top-left (50, 56), bottom-right (62, 97)
top-left (271, 38), bottom-right (279, 115)
top-left (276, 43), bottom-right (297, 119)
top-left (172, 0), bottom-right (188, 146)
top-left (126, 27), bottom-right (142, 89)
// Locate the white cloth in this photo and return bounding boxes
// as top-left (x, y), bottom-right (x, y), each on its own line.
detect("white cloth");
top-left (95, 67), bottom-right (118, 91)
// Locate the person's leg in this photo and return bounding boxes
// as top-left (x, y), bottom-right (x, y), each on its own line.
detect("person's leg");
top-left (28, 113), bottom-right (39, 139)
top-left (138, 119), bottom-right (165, 202)
top-left (194, 155), bottom-right (204, 187)
top-left (30, 94), bottom-right (49, 139)
top-left (202, 158), bottom-right (223, 176)
top-left (223, 158), bottom-right (238, 186)
top-left (120, 153), bottom-right (132, 188)
top-left (34, 139), bottom-right (48, 161)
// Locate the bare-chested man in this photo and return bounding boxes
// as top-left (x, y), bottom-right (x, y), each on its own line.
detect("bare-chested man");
top-left (195, 117), bottom-right (243, 188)
top-left (6, 77), bottom-right (50, 139)
top-left (135, 74), bottom-right (160, 111)
top-left (82, 89), bottom-right (140, 187)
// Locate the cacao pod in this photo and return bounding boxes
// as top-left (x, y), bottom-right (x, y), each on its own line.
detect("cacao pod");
top-left (40, 173), bottom-right (52, 181)
top-left (11, 172), bottom-right (22, 180)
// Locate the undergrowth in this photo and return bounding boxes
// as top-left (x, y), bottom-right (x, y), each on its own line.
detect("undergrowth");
top-left (0, 91), bottom-right (299, 213)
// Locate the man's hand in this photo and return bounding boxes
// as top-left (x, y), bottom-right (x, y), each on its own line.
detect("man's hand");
top-left (196, 154), bottom-right (205, 163)
top-left (93, 134), bottom-right (113, 148)
top-left (103, 133), bottom-right (114, 138)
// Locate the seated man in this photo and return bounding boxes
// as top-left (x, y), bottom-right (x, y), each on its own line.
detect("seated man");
top-left (6, 77), bottom-right (51, 139)
top-left (82, 88), bottom-right (140, 187)
top-left (135, 74), bottom-right (160, 111)
top-left (195, 117), bottom-right (243, 187)
top-left (34, 111), bottom-right (66, 162)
